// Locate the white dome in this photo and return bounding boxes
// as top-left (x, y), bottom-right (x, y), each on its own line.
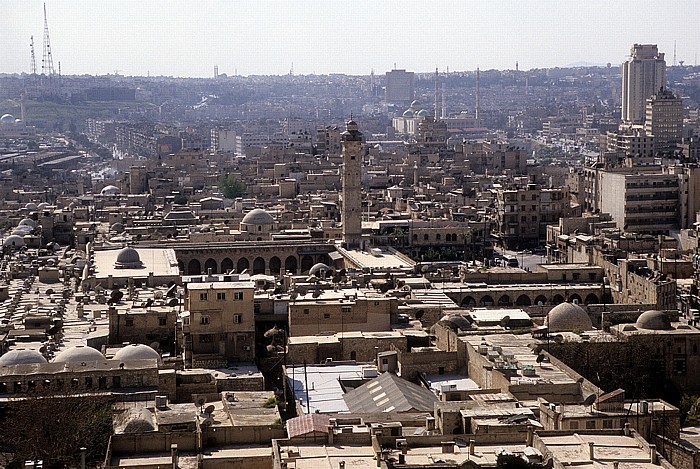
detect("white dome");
top-left (113, 344), bottom-right (161, 364)
top-left (52, 345), bottom-right (104, 363)
top-left (0, 349), bottom-right (47, 366)
top-left (25, 202), bottom-right (38, 211)
top-left (635, 310), bottom-right (672, 330)
top-left (114, 247), bottom-right (144, 269)
top-left (19, 218), bottom-right (36, 228)
top-left (3, 235), bottom-right (25, 248)
top-left (100, 185), bottom-right (120, 196)
top-left (545, 302), bottom-right (592, 333)
top-left (241, 208), bottom-right (274, 225)
top-left (1, 114), bottom-right (15, 126)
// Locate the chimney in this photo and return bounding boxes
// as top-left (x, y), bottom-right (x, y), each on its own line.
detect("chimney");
top-left (171, 444), bottom-right (178, 469)
top-left (526, 425), bottom-right (534, 446)
top-left (623, 423), bottom-right (631, 436)
top-left (469, 439), bottom-right (475, 455)
top-left (441, 441), bottom-right (455, 454)
top-left (588, 442), bottom-right (595, 460)
top-left (649, 444), bottom-right (657, 464)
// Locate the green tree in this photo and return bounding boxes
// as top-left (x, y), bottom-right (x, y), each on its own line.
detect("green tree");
top-left (218, 174), bottom-right (245, 198)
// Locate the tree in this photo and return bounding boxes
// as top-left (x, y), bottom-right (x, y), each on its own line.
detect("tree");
top-left (218, 173), bottom-right (245, 199)
top-left (0, 393), bottom-right (113, 468)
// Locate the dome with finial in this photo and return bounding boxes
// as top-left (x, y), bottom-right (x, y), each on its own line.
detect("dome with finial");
top-left (114, 247), bottom-right (144, 269)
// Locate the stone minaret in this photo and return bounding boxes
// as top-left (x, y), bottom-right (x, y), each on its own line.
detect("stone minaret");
top-left (341, 120), bottom-right (363, 249)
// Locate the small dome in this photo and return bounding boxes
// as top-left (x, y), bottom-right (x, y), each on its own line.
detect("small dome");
top-left (1, 114), bottom-right (15, 126)
top-left (122, 407), bottom-right (156, 433)
top-left (100, 185), bottom-right (120, 196)
top-left (114, 247), bottom-right (144, 269)
top-left (37, 202), bottom-right (49, 209)
top-left (12, 226), bottom-right (32, 235)
top-left (546, 302), bottom-right (592, 333)
top-left (440, 314), bottom-right (473, 331)
top-left (402, 109), bottom-right (414, 117)
top-left (0, 349), bottom-right (47, 366)
top-left (114, 344), bottom-right (161, 364)
top-left (309, 263), bottom-right (330, 276)
top-left (52, 345), bottom-right (104, 363)
top-left (3, 235), bottom-right (25, 248)
top-left (25, 202), bottom-right (37, 211)
top-left (110, 222), bottom-right (124, 233)
top-left (410, 100), bottom-right (421, 109)
top-left (241, 208), bottom-right (274, 225)
top-left (19, 218), bottom-right (36, 228)
top-left (416, 109), bottom-right (430, 117)
top-left (635, 310), bottom-right (672, 330)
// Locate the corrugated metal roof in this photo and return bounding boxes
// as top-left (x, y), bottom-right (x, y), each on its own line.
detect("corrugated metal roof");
top-left (343, 372), bottom-right (438, 414)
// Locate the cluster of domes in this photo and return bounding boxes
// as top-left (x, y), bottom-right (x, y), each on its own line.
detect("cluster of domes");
top-left (400, 100), bottom-right (432, 118)
top-left (114, 344), bottom-right (161, 364)
top-left (1, 114), bottom-right (23, 127)
top-left (545, 302), bottom-right (592, 333)
top-left (52, 345), bottom-right (104, 363)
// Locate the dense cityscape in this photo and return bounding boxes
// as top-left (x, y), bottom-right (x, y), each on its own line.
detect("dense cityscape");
top-left (3, 3), bottom-right (700, 469)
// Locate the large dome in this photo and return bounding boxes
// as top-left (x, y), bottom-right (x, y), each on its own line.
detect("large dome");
top-left (635, 310), bottom-right (672, 330)
top-left (100, 185), bottom-right (120, 196)
top-left (115, 247), bottom-right (144, 269)
top-left (114, 344), bottom-right (161, 364)
top-left (19, 218), bottom-right (37, 228)
top-left (0, 349), bottom-right (47, 366)
top-left (1, 114), bottom-right (15, 126)
top-left (241, 208), bottom-right (274, 225)
top-left (546, 302), bottom-right (592, 333)
top-left (3, 235), bottom-right (25, 248)
top-left (52, 345), bottom-right (104, 363)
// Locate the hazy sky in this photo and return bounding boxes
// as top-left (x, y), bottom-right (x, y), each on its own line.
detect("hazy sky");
top-left (2, 0), bottom-right (699, 77)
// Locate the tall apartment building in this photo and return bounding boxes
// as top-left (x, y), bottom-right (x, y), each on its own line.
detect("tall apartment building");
top-left (210, 128), bottom-right (237, 153)
top-left (644, 89), bottom-right (684, 154)
top-left (621, 44), bottom-right (666, 124)
top-left (464, 141), bottom-right (527, 174)
top-left (385, 69), bottom-right (415, 105)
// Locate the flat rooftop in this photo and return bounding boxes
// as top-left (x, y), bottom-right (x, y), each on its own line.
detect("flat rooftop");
top-left (93, 247), bottom-right (180, 279)
top-left (538, 433), bottom-right (661, 467)
top-left (277, 442), bottom-right (376, 468)
top-left (287, 363), bottom-right (374, 414)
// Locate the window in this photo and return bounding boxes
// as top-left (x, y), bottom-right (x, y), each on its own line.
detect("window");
top-left (254, 302), bottom-right (261, 314)
top-left (602, 419), bottom-right (613, 429)
top-left (342, 306), bottom-right (351, 313)
top-left (436, 234), bottom-right (441, 241)
top-left (159, 317), bottom-right (167, 326)
top-left (85, 377), bottom-right (93, 388)
top-left (112, 376), bottom-right (121, 388)
top-left (586, 420), bottom-right (596, 429)
top-left (200, 316), bottom-right (210, 325)
top-left (324, 313), bottom-right (331, 319)
top-left (199, 334), bottom-right (214, 343)
top-left (233, 314), bottom-right (242, 324)
top-left (199, 292), bottom-right (208, 301)
top-left (303, 308), bottom-right (310, 315)
top-left (217, 292), bottom-right (226, 301)
top-left (569, 421), bottom-right (579, 430)
top-left (233, 292), bottom-right (244, 301)
top-left (439, 367), bottom-right (445, 375)
top-left (125, 317), bottom-right (134, 327)
top-left (424, 234), bottom-right (429, 241)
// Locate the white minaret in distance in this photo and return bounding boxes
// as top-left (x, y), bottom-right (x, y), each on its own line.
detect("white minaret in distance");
top-left (341, 119), bottom-right (363, 249)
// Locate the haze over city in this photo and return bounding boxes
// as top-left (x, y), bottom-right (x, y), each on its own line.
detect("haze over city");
top-left (2, 0), bottom-right (700, 77)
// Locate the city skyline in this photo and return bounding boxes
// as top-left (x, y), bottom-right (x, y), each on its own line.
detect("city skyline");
top-left (2, 0), bottom-right (700, 78)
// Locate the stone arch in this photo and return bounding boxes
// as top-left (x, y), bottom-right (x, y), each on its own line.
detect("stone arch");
top-left (569, 293), bottom-right (582, 304)
top-left (187, 259), bottom-right (201, 275)
top-left (436, 233), bottom-right (441, 241)
top-left (177, 260), bottom-right (184, 272)
top-left (317, 254), bottom-right (330, 265)
top-left (221, 257), bottom-right (234, 274)
top-left (253, 257), bottom-right (266, 274)
top-left (301, 255), bottom-right (314, 273)
top-left (461, 296), bottom-right (476, 307)
top-left (534, 295), bottom-right (547, 306)
top-left (237, 257), bottom-right (250, 273)
top-left (204, 258), bottom-right (217, 275)
top-left (584, 293), bottom-right (599, 305)
top-left (552, 294), bottom-right (564, 305)
top-left (350, 351), bottom-right (357, 361)
top-left (515, 294), bottom-right (532, 306)
top-left (479, 295), bottom-right (494, 306)
top-left (269, 256), bottom-right (281, 275)
top-left (285, 256), bottom-right (298, 274)
top-left (497, 295), bottom-right (511, 307)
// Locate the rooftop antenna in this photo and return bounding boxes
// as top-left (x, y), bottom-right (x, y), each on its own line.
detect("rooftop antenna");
top-left (441, 83), bottom-right (446, 119)
top-left (289, 62), bottom-right (294, 76)
top-left (475, 67), bottom-right (481, 121)
top-left (673, 41), bottom-right (677, 67)
top-left (515, 60), bottom-right (519, 72)
top-left (30, 36), bottom-right (37, 76)
top-left (41, 3), bottom-right (55, 78)
top-left (214, 65), bottom-right (218, 80)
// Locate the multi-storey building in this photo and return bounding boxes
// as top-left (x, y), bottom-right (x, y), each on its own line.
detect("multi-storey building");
top-left (621, 44), bottom-right (666, 124)
top-left (385, 69), bottom-right (415, 105)
top-left (644, 88), bottom-right (683, 155)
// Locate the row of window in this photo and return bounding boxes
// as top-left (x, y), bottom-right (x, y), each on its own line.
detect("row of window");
top-left (125, 317), bottom-right (167, 327)
top-left (200, 314), bottom-right (242, 325)
top-left (0, 375), bottom-right (122, 393)
top-left (199, 291), bottom-right (244, 301)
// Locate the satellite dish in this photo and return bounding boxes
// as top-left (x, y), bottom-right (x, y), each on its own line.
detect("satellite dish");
top-left (536, 353), bottom-right (545, 365)
top-left (583, 394), bottom-right (597, 407)
top-left (204, 404), bottom-right (215, 416)
top-left (296, 286), bottom-right (308, 296)
top-left (154, 291), bottom-right (164, 300)
top-left (312, 288), bottom-right (322, 298)
top-left (200, 417), bottom-right (214, 428)
top-left (500, 316), bottom-right (511, 328)
top-left (167, 298), bottom-right (178, 307)
top-left (195, 396), bottom-right (207, 409)
top-left (45, 288), bottom-right (54, 295)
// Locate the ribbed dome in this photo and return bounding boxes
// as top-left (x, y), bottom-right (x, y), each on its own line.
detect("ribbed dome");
top-left (114, 344), bottom-right (161, 364)
top-left (0, 349), bottom-right (47, 366)
top-left (635, 310), bottom-right (672, 331)
top-left (19, 218), bottom-right (36, 228)
top-left (241, 208), bottom-right (274, 225)
top-left (546, 302), bottom-right (592, 333)
top-left (3, 235), bottom-right (24, 248)
top-left (100, 185), bottom-right (120, 196)
top-left (114, 247), bottom-right (144, 269)
top-left (52, 345), bottom-right (104, 363)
